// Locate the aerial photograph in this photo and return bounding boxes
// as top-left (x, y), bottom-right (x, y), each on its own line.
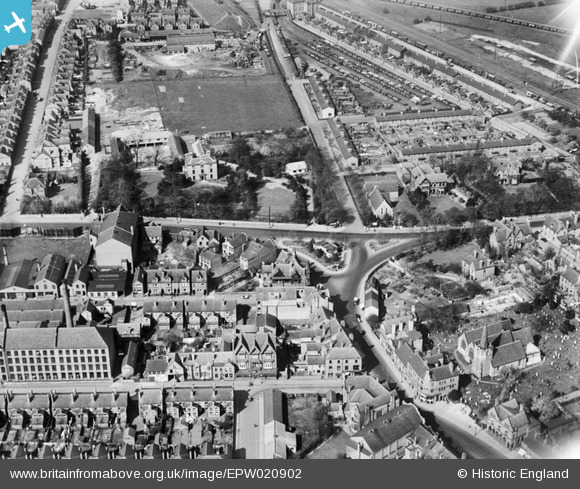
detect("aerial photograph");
top-left (0, 0), bottom-right (579, 462)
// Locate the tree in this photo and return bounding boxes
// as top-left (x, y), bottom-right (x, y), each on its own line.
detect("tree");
top-left (444, 207), bottom-right (467, 226)
top-left (367, 314), bottom-right (381, 330)
top-left (545, 247), bottom-right (556, 260)
top-left (163, 329), bottom-right (183, 352)
top-left (531, 394), bottom-right (560, 423)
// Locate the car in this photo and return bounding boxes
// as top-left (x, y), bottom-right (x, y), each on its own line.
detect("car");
top-left (242, 294), bottom-right (250, 299)
top-left (355, 314), bottom-right (362, 322)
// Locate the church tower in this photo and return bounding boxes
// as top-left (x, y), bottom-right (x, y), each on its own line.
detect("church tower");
top-left (471, 325), bottom-right (492, 378)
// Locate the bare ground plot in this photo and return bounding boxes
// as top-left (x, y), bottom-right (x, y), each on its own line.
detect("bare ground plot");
top-left (0, 235), bottom-right (92, 265)
top-left (127, 48), bottom-right (267, 77)
top-left (108, 77), bottom-right (302, 135)
top-left (257, 181), bottom-right (295, 217)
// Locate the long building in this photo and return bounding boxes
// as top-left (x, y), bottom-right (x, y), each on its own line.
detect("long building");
top-left (0, 327), bottom-right (115, 382)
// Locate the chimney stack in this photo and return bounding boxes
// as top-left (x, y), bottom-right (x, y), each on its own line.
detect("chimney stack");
top-left (60, 282), bottom-right (73, 328)
top-left (2, 245), bottom-right (7, 266)
top-left (0, 304), bottom-right (9, 330)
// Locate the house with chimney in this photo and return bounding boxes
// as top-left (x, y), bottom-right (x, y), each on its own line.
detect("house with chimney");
top-left (147, 267), bottom-right (191, 296)
top-left (165, 386), bottom-right (234, 424)
top-left (184, 351), bottom-right (236, 381)
top-left (560, 266), bottom-right (580, 303)
top-left (222, 233), bottom-right (248, 258)
top-left (138, 389), bottom-right (164, 426)
top-left (51, 390), bottom-right (128, 429)
top-left (489, 219), bottom-right (534, 256)
top-left (346, 404), bottom-right (446, 459)
top-left (64, 260), bottom-right (90, 297)
top-left (239, 240), bottom-right (277, 272)
top-left (233, 331), bottom-right (277, 377)
top-left (343, 376), bottom-right (399, 432)
top-left (5, 391), bottom-right (51, 430)
top-left (461, 244), bottom-right (495, 281)
top-left (486, 398), bottom-right (539, 449)
top-left (259, 250), bottom-right (310, 287)
top-left (33, 253), bottom-right (67, 298)
top-left (392, 342), bottom-right (459, 403)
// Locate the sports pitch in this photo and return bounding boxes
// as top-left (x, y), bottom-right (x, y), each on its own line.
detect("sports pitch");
top-left (110, 76), bottom-right (303, 135)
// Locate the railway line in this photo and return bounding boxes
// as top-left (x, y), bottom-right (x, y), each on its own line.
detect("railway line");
top-left (324, 0), bottom-right (580, 111)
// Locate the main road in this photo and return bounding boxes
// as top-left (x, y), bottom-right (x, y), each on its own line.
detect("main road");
top-left (308, 237), bottom-right (513, 458)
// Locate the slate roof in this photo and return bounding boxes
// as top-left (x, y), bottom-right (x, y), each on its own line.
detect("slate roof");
top-left (491, 341), bottom-right (526, 368)
top-left (35, 253), bottom-right (66, 285)
top-left (0, 259), bottom-right (36, 291)
top-left (4, 327), bottom-right (113, 351)
top-left (347, 404), bottom-right (422, 455)
top-left (96, 205), bottom-right (139, 248)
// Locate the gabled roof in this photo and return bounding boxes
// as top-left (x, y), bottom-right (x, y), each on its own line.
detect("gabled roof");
top-left (491, 341), bottom-right (526, 368)
top-left (347, 404), bottom-right (422, 455)
top-left (368, 186), bottom-right (389, 212)
top-left (35, 253), bottom-right (66, 285)
top-left (96, 205), bottom-right (139, 248)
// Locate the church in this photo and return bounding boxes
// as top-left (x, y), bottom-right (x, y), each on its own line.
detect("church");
top-left (455, 320), bottom-right (542, 379)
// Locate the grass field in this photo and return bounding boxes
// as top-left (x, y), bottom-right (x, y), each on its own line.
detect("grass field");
top-left (140, 170), bottom-right (163, 198)
top-left (109, 76), bottom-right (302, 135)
top-left (258, 181), bottom-right (295, 217)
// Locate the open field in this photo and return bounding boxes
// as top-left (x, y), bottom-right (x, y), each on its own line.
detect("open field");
top-left (257, 180), bottom-right (295, 217)
top-left (0, 235), bottom-right (92, 265)
top-left (107, 76), bottom-right (302, 135)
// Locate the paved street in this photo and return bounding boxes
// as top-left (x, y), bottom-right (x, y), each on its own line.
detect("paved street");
top-left (2, 0), bottom-right (81, 222)
top-left (266, 19), bottom-right (364, 233)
